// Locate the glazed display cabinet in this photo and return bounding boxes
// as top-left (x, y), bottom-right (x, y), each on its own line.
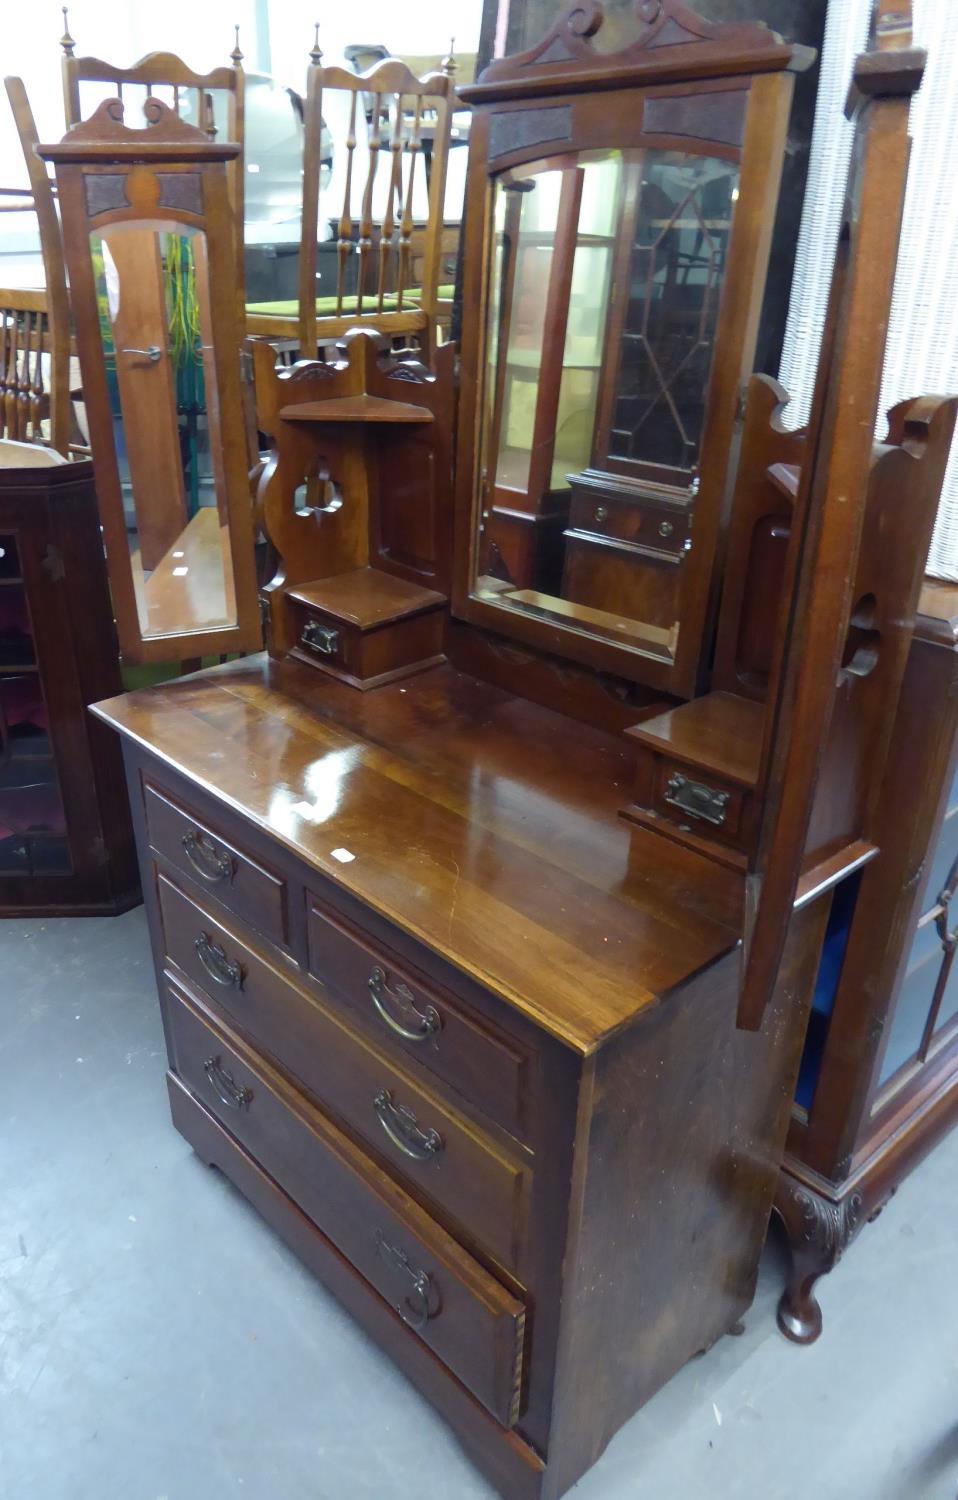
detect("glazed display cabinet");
top-left (775, 580), bottom-right (958, 1342)
top-left (0, 458), bottom-right (138, 914)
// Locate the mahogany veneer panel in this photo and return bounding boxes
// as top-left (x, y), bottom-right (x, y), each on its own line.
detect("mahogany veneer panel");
top-left (287, 568), bottom-right (446, 628)
top-left (95, 654), bottom-right (742, 1053)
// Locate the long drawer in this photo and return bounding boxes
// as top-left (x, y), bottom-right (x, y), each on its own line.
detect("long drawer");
top-left (165, 981), bottom-right (526, 1428)
top-left (307, 898), bottom-right (530, 1139)
top-left (158, 872), bottom-right (531, 1273)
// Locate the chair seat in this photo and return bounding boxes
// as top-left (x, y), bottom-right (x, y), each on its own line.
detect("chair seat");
top-left (245, 286), bottom-right (456, 318)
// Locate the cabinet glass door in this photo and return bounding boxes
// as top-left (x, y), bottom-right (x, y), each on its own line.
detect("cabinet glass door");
top-left (0, 533), bottom-right (70, 875)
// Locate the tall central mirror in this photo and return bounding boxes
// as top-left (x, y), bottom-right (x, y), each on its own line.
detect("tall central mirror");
top-left (474, 146), bottom-right (738, 663)
top-left (453, 11), bottom-right (804, 698)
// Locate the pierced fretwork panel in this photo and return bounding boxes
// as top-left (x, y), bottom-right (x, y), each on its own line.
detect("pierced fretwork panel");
top-left (607, 151), bottom-right (737, 476)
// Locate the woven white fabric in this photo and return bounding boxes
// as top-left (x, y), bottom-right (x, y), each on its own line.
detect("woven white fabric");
top-left (777, 0), bottom-right (958, 580)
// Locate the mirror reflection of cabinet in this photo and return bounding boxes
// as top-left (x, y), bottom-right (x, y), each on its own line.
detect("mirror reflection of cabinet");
top-left (455, 14), bottom-right (812, 696)
top-left (40, 99), bottom-right (261, 665)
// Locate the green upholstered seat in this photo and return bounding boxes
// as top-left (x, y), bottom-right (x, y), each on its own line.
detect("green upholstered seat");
top-left (245, 286), bottom-right (456, 317)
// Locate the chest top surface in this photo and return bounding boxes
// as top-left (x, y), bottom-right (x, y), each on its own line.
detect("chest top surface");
top-left (94, 655), bottom-right (742, 1051)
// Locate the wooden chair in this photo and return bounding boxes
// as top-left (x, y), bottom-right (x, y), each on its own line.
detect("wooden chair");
top-left (245, 30), bottom-right (457, 362)
top-left (59, 7), bottom-right (246, 303)
top-left (1, 79), bottom-right (78, 455)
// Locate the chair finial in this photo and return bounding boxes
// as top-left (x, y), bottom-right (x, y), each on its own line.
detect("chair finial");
top-left (60, 6), bottom-right (75, 58)
top-left (441, 36), bottom-right (457, 77)
top-left (310, 22), bottom-right (323, 66)
top-left (231, 24), bottom-right (243, 66)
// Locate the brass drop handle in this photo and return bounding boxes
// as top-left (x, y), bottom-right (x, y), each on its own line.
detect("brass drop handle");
top-left (935, 852), bottom-right (958, 952)
top-left (120, 344), bottom-right (163, 362)
top-left (368, 965), bottom-right (441, 1044)
top-left (373, 1089), bottom-right (443, 1161)
top-left (195, 931), bottom-right (244, 989)
top-left (375, 1229), bottom-right (437, 1330)
top-left (181, 829), bottom-right (234, 884)
top-left (203, 1056), bottom-right (252, 1110)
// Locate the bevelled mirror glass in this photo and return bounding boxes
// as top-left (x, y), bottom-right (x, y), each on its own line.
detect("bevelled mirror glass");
top-left (472, 146), bottom-right (739, 664)
top-left (89, 223), bottom-right (238, 640)
top-left (40, 97), bottom-right (262, 666)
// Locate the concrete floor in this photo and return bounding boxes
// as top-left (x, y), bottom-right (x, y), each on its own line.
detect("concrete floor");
top-left (2, 908), bottom-right (957, 1500)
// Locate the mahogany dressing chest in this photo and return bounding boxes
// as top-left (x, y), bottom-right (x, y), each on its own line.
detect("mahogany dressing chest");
top-left (76, 3), bottom-right (952, 1494)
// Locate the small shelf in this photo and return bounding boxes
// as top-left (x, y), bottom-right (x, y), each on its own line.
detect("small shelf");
top-left (278, 394), bottom-right (434, 426)
top-left (288, 568), bottom-right (446, 630)
top-left (0, 662), bottom-right (39, 674)
top-left (625, 690), bottom-right (765, 790)
top-left (767, 461), bottom-right (800, 501)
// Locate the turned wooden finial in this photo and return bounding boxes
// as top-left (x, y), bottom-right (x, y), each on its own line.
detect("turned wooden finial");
top-left (60, 6), bottom-right (75, 57)
top-left (231, 24), bottom-right (244, 66)
top-left (441, 36), bottom-right (457, 78)
top-left (871, 0), bottom-right (913, 50)
top-left (310, 21), bottom-right (323, 66)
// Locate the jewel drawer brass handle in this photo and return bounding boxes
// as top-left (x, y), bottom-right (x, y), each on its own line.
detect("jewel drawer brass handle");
top-left (300, 619), bottom-right (339, 656)
top-left (374, 1229), bottom-right (437, 1331)
top-left (203, 1056), bottom-right (252, 1110)
top-left (373, 1089), bottom-right (443, 1161)
top-left (181, 829), bottom-right (234, 884)
top-left (663, 772), bottom-right (729, 828)
top-left (368, 965), bottom-right (441, 1044)
top-left (195, 932), bottom-right (244, 989)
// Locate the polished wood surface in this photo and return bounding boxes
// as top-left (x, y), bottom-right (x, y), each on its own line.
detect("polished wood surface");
top-left (277, 394), bottom-right (434, 424)
top-left (627, 690), bottom-right (764, 789)
top-left (96, 653), bottom-right (741, 1052)
top-left (287, 568), bottom-right (445, 628)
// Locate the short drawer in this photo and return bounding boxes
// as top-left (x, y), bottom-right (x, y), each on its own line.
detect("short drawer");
top-left (307, 898), bottom-right (530, 1139)
top-left (567, 487), bottom-right (690, 554)
top-left (144, 781), bottom-right (289, 949)
top-left (159, 874), bottom-right (531, 1272)
top-left (165, 982), bottom-right (526, 1428)
top-left (652, 760), bottom-right (746, 842)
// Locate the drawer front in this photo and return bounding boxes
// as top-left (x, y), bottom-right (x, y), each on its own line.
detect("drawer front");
top-left (159, 874), bottom-right (530, 1272)
top-left (652, 760), bottom-right (745, 841)
top-left (307, 899), bottom-right (529, 1140)
top-left (145, 781), bottom-right (288, 949)
top-left (165, 983), bottom-right (526, 1427)
top-left (567, 489), bottom-right (690, 555)
top-left (288, 599), bottom-right (353, 673)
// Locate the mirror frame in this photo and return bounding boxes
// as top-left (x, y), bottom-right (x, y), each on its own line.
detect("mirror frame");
top-left (40, 98), bottom-right (261, 665)
top-left (452, 0), bottom-right (812, 697)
